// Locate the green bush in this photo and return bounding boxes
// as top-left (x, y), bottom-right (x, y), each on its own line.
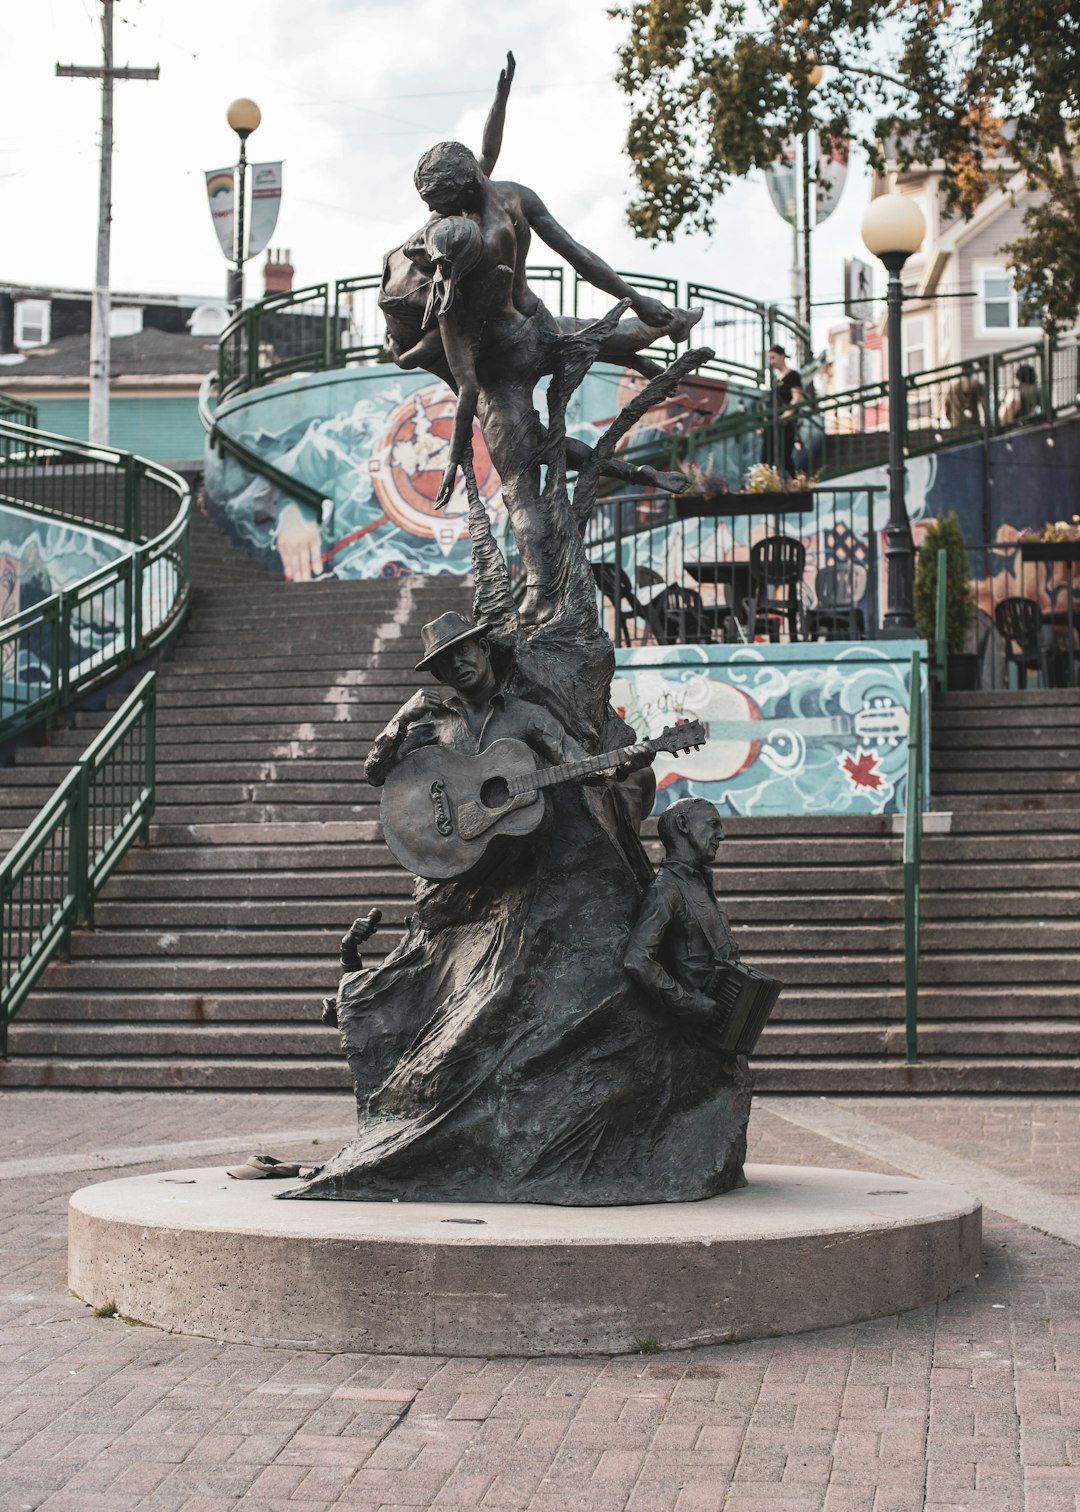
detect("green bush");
top-left (914, 512), bottom-right (976, 657)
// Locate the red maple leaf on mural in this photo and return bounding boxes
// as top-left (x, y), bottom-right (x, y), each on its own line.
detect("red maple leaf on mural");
top-left (841, 749), bottom-right (883, 790)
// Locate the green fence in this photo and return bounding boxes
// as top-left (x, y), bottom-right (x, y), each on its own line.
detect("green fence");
top-left (902, 649), bottom-right (925, 1065)
top-left (624, 331), bottom-right (1080, 484)
top-left (1, 671), bottom-right (156, 1054)
top-left (0, 419), bottom-right (190, 743)
top-left (216, 268), bottom-right (812, 400)
top-left (0, 395), bottom-right (37, 427)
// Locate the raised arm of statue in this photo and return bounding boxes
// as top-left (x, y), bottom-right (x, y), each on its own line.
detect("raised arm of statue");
top-left (478, 51), bottom-right (516, 177)
top-left (518, 184), bottom-right (676, 328)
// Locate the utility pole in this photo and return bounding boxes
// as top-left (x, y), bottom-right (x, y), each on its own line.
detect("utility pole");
top-left (57, 0), bottom-right (158, 448)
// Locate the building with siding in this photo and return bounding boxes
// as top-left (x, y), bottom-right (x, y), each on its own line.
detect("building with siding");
top-left (870, 160), bottom-right (1045, 373)
top-left (0, 261), bottom-right (294, 464)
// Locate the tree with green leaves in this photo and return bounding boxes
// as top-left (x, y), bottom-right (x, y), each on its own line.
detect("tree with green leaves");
top-left (612, 0), bottom-right (1080, 331)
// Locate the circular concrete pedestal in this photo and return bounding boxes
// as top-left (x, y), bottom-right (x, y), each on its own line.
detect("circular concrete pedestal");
top-left (69, 1164), bottom-right (980, 1356)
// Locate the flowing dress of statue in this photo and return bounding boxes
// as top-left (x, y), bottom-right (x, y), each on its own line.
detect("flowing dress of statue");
top-left (284, 55), bottom-right (757, 1207)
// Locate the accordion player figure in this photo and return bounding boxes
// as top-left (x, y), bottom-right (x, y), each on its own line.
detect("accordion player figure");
top-left (625, 798), bottom-right (782, 1057)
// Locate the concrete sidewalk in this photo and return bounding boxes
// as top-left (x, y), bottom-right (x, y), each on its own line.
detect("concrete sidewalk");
top-left (0, 1091), bottom-right (1077, 1512)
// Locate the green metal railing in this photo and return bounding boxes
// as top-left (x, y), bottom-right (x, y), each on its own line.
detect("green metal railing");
top-left (624, 330), bottom-right (1080, 485)
top-left (902, 649), bottom-right (925, 1065)
top-left (933, 547), bottom-right (949, 692)
top-left (0, 395), bottom-right (37, 427)
top-left (1, 671), bottom-right (156, 1053)
top-left (216, 268), bottom-right (812, 400)
top-left (197, 374), bottom-right (325, 516)
top-left (0, 420), bottom-right (190, 742)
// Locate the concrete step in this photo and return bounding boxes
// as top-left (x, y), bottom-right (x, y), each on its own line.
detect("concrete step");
top-left (935, 689), bottom-right (1080, 709)
top-left (87, 893), bottom-right (915, 930)
top-left (932, 748), bottom-right (1080, 771)
top-left (11, 1017), bottom-right (1079, 1062)
top-left (20, 982), bottom-right (1079, 1026)
top-left (33, 949), bottom-right (1080, 991)
top-left (2, 1052), bottom-right (1077, 1093)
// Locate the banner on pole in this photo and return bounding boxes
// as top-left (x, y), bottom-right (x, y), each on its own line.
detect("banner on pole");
top-left (815, 140), bottom-right (849, 225)
top-left (205, 167), bottom-right (235, 259)
top-left (248, 161), bottom-right (283, 258)
top-left (763, 139), bottom-right (799, 226)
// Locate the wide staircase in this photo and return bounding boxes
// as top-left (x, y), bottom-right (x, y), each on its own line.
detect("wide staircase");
top-left (1, 508), bottom-right (1078, 1091)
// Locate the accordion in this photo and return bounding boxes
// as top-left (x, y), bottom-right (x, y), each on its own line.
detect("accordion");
top-left (710, 959), bottom-right (783, 1055)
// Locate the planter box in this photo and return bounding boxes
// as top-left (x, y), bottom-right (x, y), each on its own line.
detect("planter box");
top-left (676, 492), bottom-right (816, 520)
top-left (1019, 541), bottom-right (1080, 562)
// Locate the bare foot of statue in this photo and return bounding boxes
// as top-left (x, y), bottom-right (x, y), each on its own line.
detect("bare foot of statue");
top-left (667, 306), bottom-right (704, 343)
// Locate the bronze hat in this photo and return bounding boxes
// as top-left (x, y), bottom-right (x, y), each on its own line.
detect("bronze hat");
top-left (415, 611), bottom-right (491, 672)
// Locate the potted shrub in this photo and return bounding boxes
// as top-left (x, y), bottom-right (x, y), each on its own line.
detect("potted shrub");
top-left (914, 512), bottom-right (977, 688)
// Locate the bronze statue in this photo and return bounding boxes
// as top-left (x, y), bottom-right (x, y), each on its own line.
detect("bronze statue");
top-left (627, 798), bottom-right (782, 1057)
top-left (379, 56), bottom-right (701, 625)
top-left (283, 54), bottom-right (766, 1207)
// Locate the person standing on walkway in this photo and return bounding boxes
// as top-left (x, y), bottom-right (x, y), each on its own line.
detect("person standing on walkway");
top-left (762, 344), bottom-right (803, 480)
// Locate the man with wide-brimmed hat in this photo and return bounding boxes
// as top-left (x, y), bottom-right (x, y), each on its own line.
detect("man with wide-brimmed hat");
top-left (365, 610), bottom-right (651, 793)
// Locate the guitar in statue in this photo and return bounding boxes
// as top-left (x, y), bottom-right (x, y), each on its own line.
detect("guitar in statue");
top-left (381, 719), bottom-right (707, 881)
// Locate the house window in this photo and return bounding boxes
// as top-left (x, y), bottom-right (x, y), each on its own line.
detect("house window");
top-left (978, 266), bottom-right (1040, 335)
top-left (14, 299), bottom-right (50, 348)
top-left (109, 306), bottom-right (143, 337)
top-left (903, 315), bottom-right (927, 375)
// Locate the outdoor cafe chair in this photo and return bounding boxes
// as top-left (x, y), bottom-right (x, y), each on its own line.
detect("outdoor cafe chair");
top-left (590, 561), bottom-right (664, 647)
top-left (806, 562), bottom-right (868, 641)
top-left (994, 595), bottom-right (1051, 689)
top-left (747, 534), bottom-right (807, 642)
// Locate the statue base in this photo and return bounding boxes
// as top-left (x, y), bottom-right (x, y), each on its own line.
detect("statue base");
top-left (69, 1166), bottom-right (980, 1356)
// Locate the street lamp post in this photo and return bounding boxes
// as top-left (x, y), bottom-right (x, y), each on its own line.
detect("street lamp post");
top-left (226, 97), bottom-right (261, 308)
top-left (861, 193), bottom-right (927, 635)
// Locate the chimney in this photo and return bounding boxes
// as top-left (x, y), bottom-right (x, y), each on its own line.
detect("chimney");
top-left (263, 249), bottom-right (295, 296)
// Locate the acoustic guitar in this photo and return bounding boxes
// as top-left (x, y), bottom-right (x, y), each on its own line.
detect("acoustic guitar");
top-left (380, 719), bottom-right (707, 880)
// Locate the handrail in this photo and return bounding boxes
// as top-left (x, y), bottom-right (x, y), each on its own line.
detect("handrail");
top-left (0, 394), bottom-right (37, 427)
top-left (197, 373), bottom-right (326, 515)
top-left (902, 648), bottom-right (924, 1065)
top-left (934, 547), bottom-right (948, 691)
top-left (215, 267), bottom-right (812, 401)
top-left (0, 421), bottom-right (190, 742)
top-left (1, 670), bottom-right (156, 1053)
top-left (623, 331), bottom-right (1080, 485)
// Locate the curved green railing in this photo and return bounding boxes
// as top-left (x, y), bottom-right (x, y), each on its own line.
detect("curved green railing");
top-left (0, 395), bottom-right (37, 427)
top-left (197, 373), bottom-right (325, 516)
top-left (1, 671), bottom-right (157, 1053)
top-left (0, 417), bottom-right (190, 742)
top-left (215, 267), bottom-right (812, 401)
top-left (625, 332), bottom-right (1080, 483)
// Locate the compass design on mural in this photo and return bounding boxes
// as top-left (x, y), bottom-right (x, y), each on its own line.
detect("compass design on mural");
top-left (368, 384), bottom-right (503, 554)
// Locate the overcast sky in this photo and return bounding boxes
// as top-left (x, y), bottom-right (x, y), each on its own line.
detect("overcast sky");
top-left (2, 0), bottom-right (875, 343)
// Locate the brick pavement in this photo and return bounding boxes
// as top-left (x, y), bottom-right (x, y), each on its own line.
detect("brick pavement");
top-left (0, 1094), bottom-right (1077, 1512)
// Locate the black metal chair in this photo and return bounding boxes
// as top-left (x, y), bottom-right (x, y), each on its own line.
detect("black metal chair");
top-left (590, 562), bottom-right (663, 646)
top-left (656, 584), bottom-right (712, 644)
top-left (747, 535), bottom-right (806, 642)
top-left (806, 563), bottom-right (868, 641)
top-left (994, 596), bottom-right (1050, 689)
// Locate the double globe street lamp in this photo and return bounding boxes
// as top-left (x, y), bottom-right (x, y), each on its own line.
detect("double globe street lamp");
top-left (226, 96), bottom-right (262, 308)
top-left (860, 193), bottom-right (927, 635)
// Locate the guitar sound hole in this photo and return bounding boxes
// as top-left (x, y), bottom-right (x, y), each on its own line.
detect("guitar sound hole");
top-left (479, 776), bottom-right (511, 809)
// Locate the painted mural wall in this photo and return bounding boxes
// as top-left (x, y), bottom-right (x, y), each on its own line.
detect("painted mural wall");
top-left (613, 640), bottom-right (927, 818)
top-left (0, 502), bottom-right (130, 692)
top-left (205, 362), bottom-right (740, 581)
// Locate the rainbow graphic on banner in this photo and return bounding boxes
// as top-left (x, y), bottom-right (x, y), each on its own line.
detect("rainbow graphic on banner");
top-left (205, 166), bottom-right (236, 258)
